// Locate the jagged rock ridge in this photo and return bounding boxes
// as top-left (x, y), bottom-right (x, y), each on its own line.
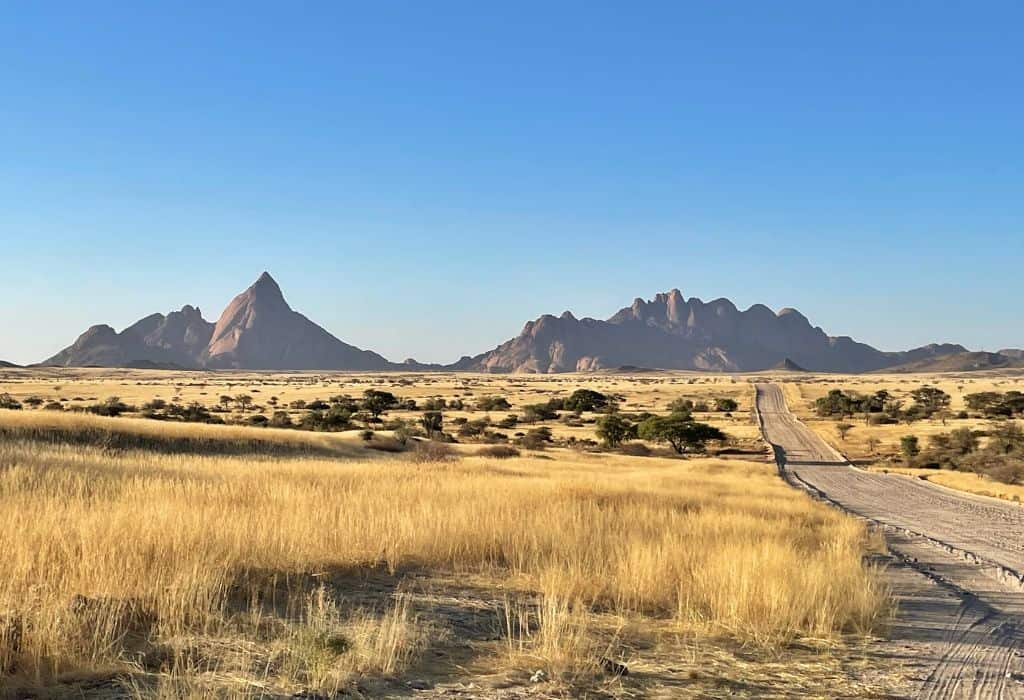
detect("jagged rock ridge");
top-left (455, 289), bottom-right (968, 373)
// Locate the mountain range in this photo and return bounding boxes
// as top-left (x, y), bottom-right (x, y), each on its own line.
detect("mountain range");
top-left (43, 273), bottom-right (395, 371)
top-left (38, 273), bottom-right (1018, 373)
top-left (452, 290), bottom-right (973, 373)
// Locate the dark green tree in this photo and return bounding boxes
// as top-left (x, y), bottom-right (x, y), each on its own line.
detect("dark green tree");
top-left (563, 389), bottom-right (608, 413)
top-left (595, 414), bottom-right (634, 447)
top-left (420, 411), bottom-right (444, 438)
top-left (361, 389), bottom-right (398, 418)
top-left (638, 415), bottom-right (725, 454)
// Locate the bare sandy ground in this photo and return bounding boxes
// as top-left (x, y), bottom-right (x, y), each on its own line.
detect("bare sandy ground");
top-left (756, 384), bottom-right (1024, 699)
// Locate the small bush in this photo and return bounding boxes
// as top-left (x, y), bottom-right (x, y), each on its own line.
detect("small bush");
top-left (475, 396), bottom-right (511, 411)
top-left (0, 393), bottom-right (23, 410)
top-left (410, 440), bottom-right (458, 463)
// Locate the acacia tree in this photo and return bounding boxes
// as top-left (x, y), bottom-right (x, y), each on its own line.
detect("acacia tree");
top-left (637, 415), bottom-right (725, 454)
top-left (900, 435), bottom-right (920, 460)
top-left (595, 414), bottom-right (634, 447)
top-left (835, 422), bottom-right (854, 441)
top-left (361, 390), bottom-right (398, 418)
top-left (420, 411), bottom-right (444, 438)
top-left (234, 394), bottom-right (253, 412)
top-left (563, 389), bottom-right (608, 413)
top-left (910, 386), bottom-right (951, 417)
top-left (866, 436), bottom-right (881, 455)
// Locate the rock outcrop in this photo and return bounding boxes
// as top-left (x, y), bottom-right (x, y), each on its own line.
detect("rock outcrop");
top-left (456, 289), bottom-right (968, 373)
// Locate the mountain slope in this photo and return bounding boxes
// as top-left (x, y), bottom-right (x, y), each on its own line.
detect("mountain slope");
top-left (43, 305), bottom-right (214, 368)
top-left (203, 273), bottom-right (390, 370)
top-left (42, 273), bottom-right (392, 370)
top-left (878, 351), bottom-right (1024, 373)
top-left (457, 289), bottom-right (967, 373)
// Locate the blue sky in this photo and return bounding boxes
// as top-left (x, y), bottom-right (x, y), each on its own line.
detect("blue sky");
top-left (2, 1), bottom-right (1021, 364)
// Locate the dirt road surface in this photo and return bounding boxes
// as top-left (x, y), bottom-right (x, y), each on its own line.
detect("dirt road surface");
top-left (756, 383), bottom-right (1024, 699)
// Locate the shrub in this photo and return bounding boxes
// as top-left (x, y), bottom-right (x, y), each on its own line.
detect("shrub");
top-left (269, 411), bottom-right (293, 428)
top-left (563, 389), bottom-right (608, 412)
top-left (518, 427), bottom-right (553, 450)
top-left (410, 440), bottom-right (458, 463)
top-left (0, 393), bottom-right (23, 410)
top-left (87, 397), bottom-right (132, 417)
top-left (667, 398), bottom-right (694, 414)
top-left (457, 419), bottom-right (490, 439)
top-left (496, 414), bottom-right (518, 429)
top-left (714, 398), bottom-right (739, 412)
top-left (522, 403), bottom-right (559, 422)
top-left (475, 396), bottom-right (511, 411)
top-left (900, 435), bottom-right (920, 460)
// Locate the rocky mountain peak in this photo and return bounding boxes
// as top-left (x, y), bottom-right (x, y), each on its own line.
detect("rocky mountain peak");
top-left (244, 271), bottom-right (289, 309)
top-left (43, 272), bottom-right (392, 371)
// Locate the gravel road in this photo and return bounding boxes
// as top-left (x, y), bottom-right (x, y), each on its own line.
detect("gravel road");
top-left (756, 383), bottom-right (1024, 699)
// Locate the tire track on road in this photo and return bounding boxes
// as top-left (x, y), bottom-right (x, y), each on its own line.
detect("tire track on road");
top-left (755, 383), bottom-right (1024, 699)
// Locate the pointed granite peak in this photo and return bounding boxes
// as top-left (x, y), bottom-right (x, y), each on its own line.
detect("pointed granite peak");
top-left (252, 270), bottom-right (281, 291)
top-left (245, 271), bottom-right (288, 308)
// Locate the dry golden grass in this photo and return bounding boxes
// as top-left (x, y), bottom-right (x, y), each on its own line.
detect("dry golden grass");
top-left (780, 373), bottom-right (1024, 462)
top-left (870, 466), bottom-right (1024, 503)
top-left (0, 407), bottom-right (888, 697)
top-left (0, 366), bottom-right (763, 445)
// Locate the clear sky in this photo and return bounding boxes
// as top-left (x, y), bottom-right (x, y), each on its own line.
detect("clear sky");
top-left (2, 1), bottom-right (1021, 365)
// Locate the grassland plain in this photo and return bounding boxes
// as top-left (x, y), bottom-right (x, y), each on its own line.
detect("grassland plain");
top-left (779, 370), bottom-right (1024, 502)
top-left (0, 368), bottom-right (909, 698)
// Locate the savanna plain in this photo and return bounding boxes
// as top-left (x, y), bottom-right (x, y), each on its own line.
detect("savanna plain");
top-left (2, 367), bottom-right (1022, 698)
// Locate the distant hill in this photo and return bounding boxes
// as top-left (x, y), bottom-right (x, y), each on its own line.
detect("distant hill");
top-left (0, 360), bottom-right (21, 368)
top-left (879, 350), bottom-right (1024, 373)
top-left (43, 273), bottom-right (395, 371)
top-left (772, 358), bottom-right (808, 372)
top-left (454, 289), bottom-right (968, 373)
